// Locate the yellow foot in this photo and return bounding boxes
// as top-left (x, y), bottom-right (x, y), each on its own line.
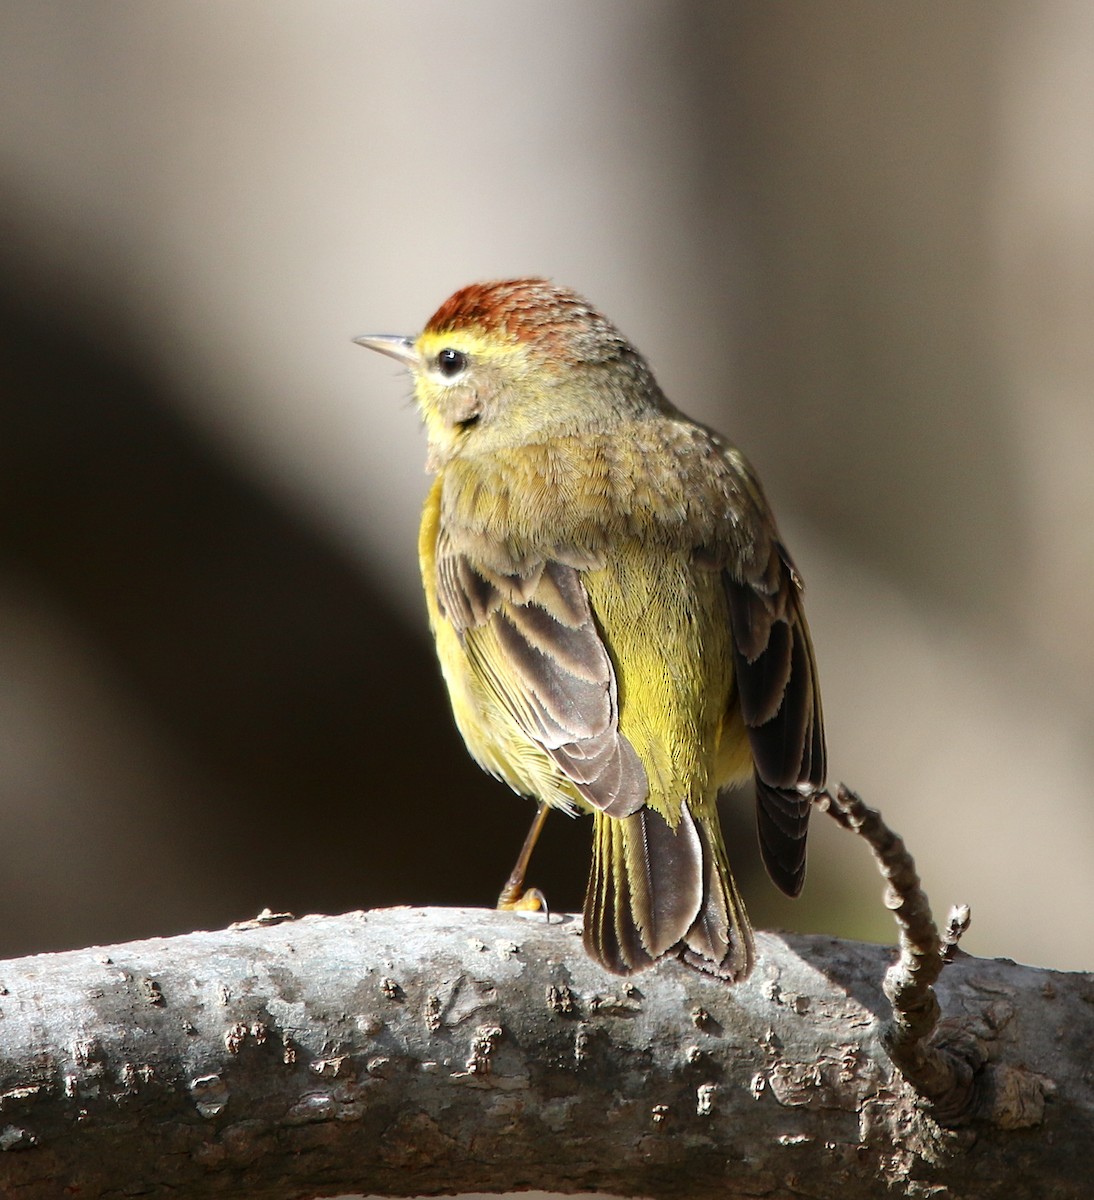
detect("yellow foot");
top-left (496, 885), bottom-right (548, 915)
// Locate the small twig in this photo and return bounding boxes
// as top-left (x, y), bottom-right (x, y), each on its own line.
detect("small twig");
top-left (941, 903), bottom-right (972, 962)
top-left (814, 784), bottom-right (981, 1121)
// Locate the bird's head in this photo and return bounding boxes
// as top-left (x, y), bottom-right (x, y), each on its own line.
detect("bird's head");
top-left (355, 278), bottom-right (667, 467)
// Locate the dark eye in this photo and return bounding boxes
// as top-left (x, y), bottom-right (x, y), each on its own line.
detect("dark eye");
top-left (437, 347), bottom-right (468, 378)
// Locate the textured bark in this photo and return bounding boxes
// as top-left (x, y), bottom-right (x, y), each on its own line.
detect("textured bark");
top-left (0, 907), bottom-right (1090, 1199)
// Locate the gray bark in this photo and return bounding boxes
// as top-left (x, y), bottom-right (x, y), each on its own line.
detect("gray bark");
top-left (0, 906), bottom-right (1089, 1199)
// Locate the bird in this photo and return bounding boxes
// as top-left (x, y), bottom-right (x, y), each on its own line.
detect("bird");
top-left (355, 278), bottom-right (825, 980)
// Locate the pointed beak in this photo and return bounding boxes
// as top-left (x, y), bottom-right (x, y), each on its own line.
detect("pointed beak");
top-left (352, 333), bottom-right (420, 368)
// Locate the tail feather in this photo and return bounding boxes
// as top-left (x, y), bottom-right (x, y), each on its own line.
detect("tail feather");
top-left (680, 816), bottom-right (754, 980)
top-left (622, 799), bottom-right (704, 956)
top-left (585, 810), bottom-right (654, 972)
top-left (583, 802), bottom-right (754, 980)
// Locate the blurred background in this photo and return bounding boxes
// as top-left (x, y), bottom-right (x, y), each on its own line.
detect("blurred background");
top-left (1, 1), bottom-right (1092, 979)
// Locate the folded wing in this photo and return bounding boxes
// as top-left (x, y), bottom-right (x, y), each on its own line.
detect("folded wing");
top-left (724, 537), bottom-right (826, 896)
top-left (435, 534), bottom-right (648, 818)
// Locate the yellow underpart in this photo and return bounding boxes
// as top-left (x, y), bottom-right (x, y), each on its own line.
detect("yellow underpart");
top-left (419, 477), bottom-right (755, 819)
top-left (581, 545), bottom-right (746, 827)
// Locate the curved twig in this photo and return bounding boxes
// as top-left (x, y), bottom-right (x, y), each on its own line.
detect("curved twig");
top-left (814, 784), bottom-right (982, 1120)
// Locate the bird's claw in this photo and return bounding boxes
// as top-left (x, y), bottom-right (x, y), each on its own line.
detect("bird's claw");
top-left (496, 885), bottom-right (550, 919)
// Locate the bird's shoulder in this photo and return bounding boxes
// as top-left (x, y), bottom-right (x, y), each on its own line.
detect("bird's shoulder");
top-left (434, 416), bottom-right (777, 575)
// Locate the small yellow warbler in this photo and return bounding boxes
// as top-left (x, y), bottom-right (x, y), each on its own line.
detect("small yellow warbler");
top-left (356, 279), bottom-right (825, 979)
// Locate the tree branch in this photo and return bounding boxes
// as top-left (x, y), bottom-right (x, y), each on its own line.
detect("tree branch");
top-left (0, 906), bottom-right (1090, 1199)
top-left (815, 784), bottom-right (980, 1121)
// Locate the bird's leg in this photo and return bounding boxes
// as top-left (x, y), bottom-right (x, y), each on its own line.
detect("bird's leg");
top-left (497, 800), bottom-right (550, 913)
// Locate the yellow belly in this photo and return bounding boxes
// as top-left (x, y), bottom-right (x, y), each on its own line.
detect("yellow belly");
top-left (418, 477), bottom-right (754, 819)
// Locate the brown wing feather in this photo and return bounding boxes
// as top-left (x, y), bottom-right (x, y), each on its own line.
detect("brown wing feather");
top-left (436, 541), bottom-right (647, 818)
top-left (725, 539), bottom-right (826, 897)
